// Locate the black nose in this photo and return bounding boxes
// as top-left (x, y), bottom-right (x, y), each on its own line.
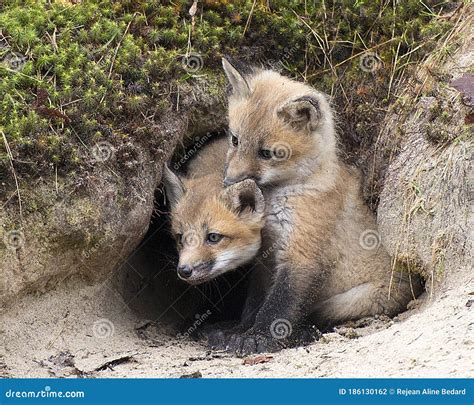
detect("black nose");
top-left (223, 177), bottom-right (241, 187)
top-left (177, 265), bottom-right (193, 279)
top-left (223, 177), bottom-right (233, 187)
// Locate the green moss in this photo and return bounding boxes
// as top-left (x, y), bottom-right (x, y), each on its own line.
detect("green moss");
top-left (424, 96), bottom-right (467, 145)
top-left (454, 125), bottom-right (474, 144)
top-left (425, 123), bottom-right (450, 143)
top-left (0, 0), bottom-right (451, 182)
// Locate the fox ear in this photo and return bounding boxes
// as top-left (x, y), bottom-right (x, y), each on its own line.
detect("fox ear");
top-left (162, 165), bottom-right (186, 208)
top-left (220, 179), bottom-right (264, 221)
top-left (277, 95), bottom-right (322, 132)
top-left (222, 57), bottom-right (251, 98)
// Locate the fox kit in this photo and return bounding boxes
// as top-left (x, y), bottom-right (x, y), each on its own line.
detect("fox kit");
top-left (163, 137), bottom-right (265, 285)
top-left (219, 58), bottom-right (422, 355)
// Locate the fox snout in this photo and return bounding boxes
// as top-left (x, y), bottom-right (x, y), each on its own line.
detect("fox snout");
top-left (177, 261), bottom-right (214, 282)
top-left (223, 173), bottom-right (262, 187)
top-left (223, 175), bottom-right (248, 187)
top-left (176, 264), bottom-right (193, 279)
top-left (223, 154), bottom-right (259, 187)
top-left (223, 163), bottom-right (259, 186)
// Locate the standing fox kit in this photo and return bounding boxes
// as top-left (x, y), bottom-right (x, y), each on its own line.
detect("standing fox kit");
top-left (216, 58), bottom-right (421, 355)
top-left (163, 137), bottom-right (264, 285)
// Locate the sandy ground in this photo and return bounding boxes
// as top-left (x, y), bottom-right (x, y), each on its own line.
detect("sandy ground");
top-left (1, 273), bottom-right (473, 379)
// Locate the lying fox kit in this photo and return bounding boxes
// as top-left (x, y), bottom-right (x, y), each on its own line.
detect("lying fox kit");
top-left (216, 58), bottom-right (422, 356)
top-left (163, 137), bottom-right (265, 285)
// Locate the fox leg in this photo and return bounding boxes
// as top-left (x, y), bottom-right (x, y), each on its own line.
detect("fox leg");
top-left (207, 264), bottom-right (270, 350)
top-left (313, 273), bottom-right (421, 327)
top-left (225, 264), bottom-right (320, 356)
top-left (239, 263), bottom-right (273, 328)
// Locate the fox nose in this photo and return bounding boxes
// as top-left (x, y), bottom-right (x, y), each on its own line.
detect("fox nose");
top-left (177, 265), bottom-right (193, 279)
top-left (223, 177), bottom-right (236, 187)
top-left (224, 176), bottom-right (248, 187)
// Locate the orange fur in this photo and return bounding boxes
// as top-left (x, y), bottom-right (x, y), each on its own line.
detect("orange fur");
top-left (223, 60), bottom-right (422, 327)
top-left (164, 138), bottom-right (265, 285)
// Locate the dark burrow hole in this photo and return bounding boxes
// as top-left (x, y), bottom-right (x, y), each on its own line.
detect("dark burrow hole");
top-left (118, 131), bottom-right (427, 342)
top-left (120, 131), bottom-right (250, 338)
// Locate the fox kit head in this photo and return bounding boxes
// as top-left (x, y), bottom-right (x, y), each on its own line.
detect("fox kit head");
top-left (163, 167), bottom-right (264, 285)
top-left (222, 58), bottom-right (337, 189)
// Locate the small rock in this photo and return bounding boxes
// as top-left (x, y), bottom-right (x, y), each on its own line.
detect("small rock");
top-left (180, 371), bottom-right (202, 378)
top-left (48, 351), bottom-right (75, 368)
top-left (451, 74), bottom-right (474, 105)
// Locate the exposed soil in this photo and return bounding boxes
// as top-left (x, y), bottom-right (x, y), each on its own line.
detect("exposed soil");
top-left (1, 270), bottom-right (472, 378)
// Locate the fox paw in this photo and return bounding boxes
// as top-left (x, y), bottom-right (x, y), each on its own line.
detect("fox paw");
top-left (225, 325), bottom-right (321, 356)
top-left (202, 322), bottom-right (246, 350)
top-left (225, 332), bottom-right (284, 356)
top-left (291, 324), bottom-right (322, 345)
top-left (206, 329), bottom-right (227, 350)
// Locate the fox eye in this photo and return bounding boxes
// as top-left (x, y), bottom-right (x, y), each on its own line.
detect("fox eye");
top-left (206, 232), bottom-right (223, 244)
top-left (231, 135), bottom-right (238, 147)
top-left (258, 148), bottom-right (272, 160)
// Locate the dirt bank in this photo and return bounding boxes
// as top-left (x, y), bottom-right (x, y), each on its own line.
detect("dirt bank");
top-left (1, 274), bottom-right (472, 378)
